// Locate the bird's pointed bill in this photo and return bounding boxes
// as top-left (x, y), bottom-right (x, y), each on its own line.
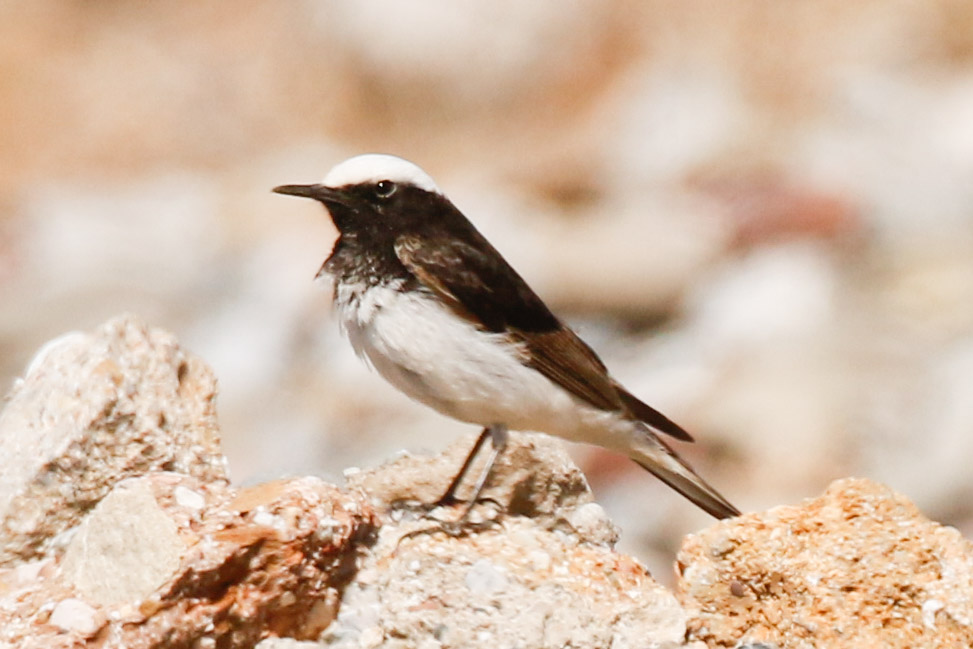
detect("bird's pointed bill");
top-left (273, 184), bottom-right (325, 198)
top-left (273, 184), bottom-right (356, 209)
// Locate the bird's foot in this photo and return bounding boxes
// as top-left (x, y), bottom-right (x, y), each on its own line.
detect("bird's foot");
top-left (387, 494), bottom-right (502, 516)
top-left (432, 492), bottom-right (462, 509)
top-left (433, 492), bottom-right (505, 509)
top-left (394, 498), bottom-right (503, 545)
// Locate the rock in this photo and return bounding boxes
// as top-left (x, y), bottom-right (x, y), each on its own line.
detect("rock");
top-left (327, 436), bottom-right (677, 649)
top-left (9, 315), bottom-right (973, 649)
top-left (48, 597), bottom-right (101, 636)
top-left (0, 419), bottom-right (674, 649)
top-left (1, 316), bottom-right (680, 649)
top-left (0, 472), bottom-right (374, 649)
top-left (256, 640), bottom-right (328, 649)
top-left (322, 516), bottom-right (684, 649)
top-left (61, 476), bottom-right (186, 607)
top-left (677, 478), bottom-right (973, 648)
top-left (346, 431), bottom-right (599, 528)
top-left (0, 314), bottom-right (228, 566)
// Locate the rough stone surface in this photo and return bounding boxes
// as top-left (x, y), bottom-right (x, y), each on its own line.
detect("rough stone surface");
top-left (0, 472), bottom-right (374, 649)
top-left (256, 639), bottom-right (327, 649)
top-left (346, 431), bottom-right (600, 528)
top-left (327, 437), bottom-right (682, 649)
top-left (6, 319), bottom-right (973, 649)
top-left (324, 518), bottom-right (687, 649)
top-left (677, 478), bottom-right (973, 649)
top-left (61, 477), bottom-right (185, 607)
top-left (0, 314), bottom-right (228, 566)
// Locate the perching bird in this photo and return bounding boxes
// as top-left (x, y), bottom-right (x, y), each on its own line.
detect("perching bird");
top-left (274, 154), bottom-right (740, 520)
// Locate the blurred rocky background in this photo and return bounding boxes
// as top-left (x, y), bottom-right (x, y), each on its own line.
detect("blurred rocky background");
top-left (2, 1), bottom-right (972, 582)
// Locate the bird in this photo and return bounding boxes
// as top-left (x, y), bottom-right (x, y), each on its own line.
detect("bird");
top-left (273, 154), bottom-right (740, 520)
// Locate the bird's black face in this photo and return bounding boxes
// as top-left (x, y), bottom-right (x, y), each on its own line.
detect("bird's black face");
top-left (273, 180), bottom-right (457, 242)
top-left (323, 179), bottom-right (411, 231)
top-left (272, 180), bottom-right (389, 230)
top-left (274, 165), bottom-right (481, 285)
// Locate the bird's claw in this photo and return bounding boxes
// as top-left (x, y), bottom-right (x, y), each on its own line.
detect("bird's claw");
top-left (393, 498), bottom-right (503, 547)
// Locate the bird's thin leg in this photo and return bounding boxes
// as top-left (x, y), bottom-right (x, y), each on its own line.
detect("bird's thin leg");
top-left (456, 424), bottom-right (508, 521)
top-left (436, 426), bottom-right (492, 506)
top-left (397, 425), bottom-right (509, 545)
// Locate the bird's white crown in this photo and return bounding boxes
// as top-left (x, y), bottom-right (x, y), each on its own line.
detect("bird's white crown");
top-left (322, 154), bottom-right (441, 194)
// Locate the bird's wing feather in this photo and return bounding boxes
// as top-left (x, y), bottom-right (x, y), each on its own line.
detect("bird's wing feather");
top-left (395, 234), bottom-right (558, 333)
top-left (395, 235), bottom-right (622, 412)
top-left (515, 328), bottom-right (622, 413)
top-left (394, 234), bottom-right (695, 440)
top-left (614, 384), bottom-right (694, 442)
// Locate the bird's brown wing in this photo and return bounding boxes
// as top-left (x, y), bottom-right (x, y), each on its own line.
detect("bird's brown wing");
top-left (513, 328), bottom-right (624, 413)
top-left (395, 234), bottom-right (623, 412)
top-left (614, 384), bottom-right (693, 441)
top-left (394, 234), bottom-right (559, 333)
top-left (395, 234), bottom-right (693, 440)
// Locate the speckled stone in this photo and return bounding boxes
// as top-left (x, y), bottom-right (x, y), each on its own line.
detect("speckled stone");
top-left (677, 478), bottom-right (973, 649)
top-left (0, 314), bottom-right (228, 566)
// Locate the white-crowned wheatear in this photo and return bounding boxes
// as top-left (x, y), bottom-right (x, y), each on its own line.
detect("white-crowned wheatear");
top-left (274, 154), bottom-right (740, 520)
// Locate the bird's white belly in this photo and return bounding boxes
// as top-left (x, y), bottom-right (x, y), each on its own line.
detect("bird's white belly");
top-left (335, 282), bottom-right (597, 437)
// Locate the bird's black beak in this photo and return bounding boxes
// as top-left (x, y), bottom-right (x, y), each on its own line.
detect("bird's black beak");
top-left (272, 184), bottom-right (356, 209)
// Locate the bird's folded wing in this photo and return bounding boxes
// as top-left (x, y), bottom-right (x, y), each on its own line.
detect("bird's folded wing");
top-left (395, 234), bottom-right (622, 413)
top-left (394, 234), bottom-right (559, 333)
top-left (394, 233), bottom-right (694, 441)
top-left (514, 328), bottom-right (623, 412)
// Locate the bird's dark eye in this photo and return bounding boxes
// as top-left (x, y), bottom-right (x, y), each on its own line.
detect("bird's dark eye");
top-left (374, 180), bottom-right (397, 199)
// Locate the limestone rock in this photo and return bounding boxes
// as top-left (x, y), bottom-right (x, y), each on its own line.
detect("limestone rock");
top-left (11, 315), bottom-right (973, 649)
top-left (677, 478), bottom-right (973, 649)
top-left (328, 437), bottom-right (683, 649)
top-left (324, 516), bottom-right (687, 649)
top-left (0, 472), bottom-right (374, 649)
top-left (0, 314), bottom-right (228, 565)
top-left (346, 431), bottom-right (601, 531)
top-left (256, 639), bottom-right (327, 649)
top-left (0, 317), bottom-right (684, 648)
top-left (61, 477), bottom-right (183, 607)
top-left (0, 430), bottom-right (680, 649)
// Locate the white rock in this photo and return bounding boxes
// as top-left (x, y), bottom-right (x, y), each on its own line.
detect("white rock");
top-left (61, 478), bottom-right (184, 607)
top-left (48, 598), bottom-right (99, 636)
top-left (464, 559), bottom-right (508, 595)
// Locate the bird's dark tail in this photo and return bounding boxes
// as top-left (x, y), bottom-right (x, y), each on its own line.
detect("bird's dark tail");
top-left (629, 427), bottom-right (740, 520)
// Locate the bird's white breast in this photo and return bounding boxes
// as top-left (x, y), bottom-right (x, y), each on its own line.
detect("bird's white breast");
top-left (332, 280), bottom-right (617, 442)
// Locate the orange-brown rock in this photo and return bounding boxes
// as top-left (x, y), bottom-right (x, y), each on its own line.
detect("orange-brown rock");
top-left (677, 478), bottom-right (973, 649)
